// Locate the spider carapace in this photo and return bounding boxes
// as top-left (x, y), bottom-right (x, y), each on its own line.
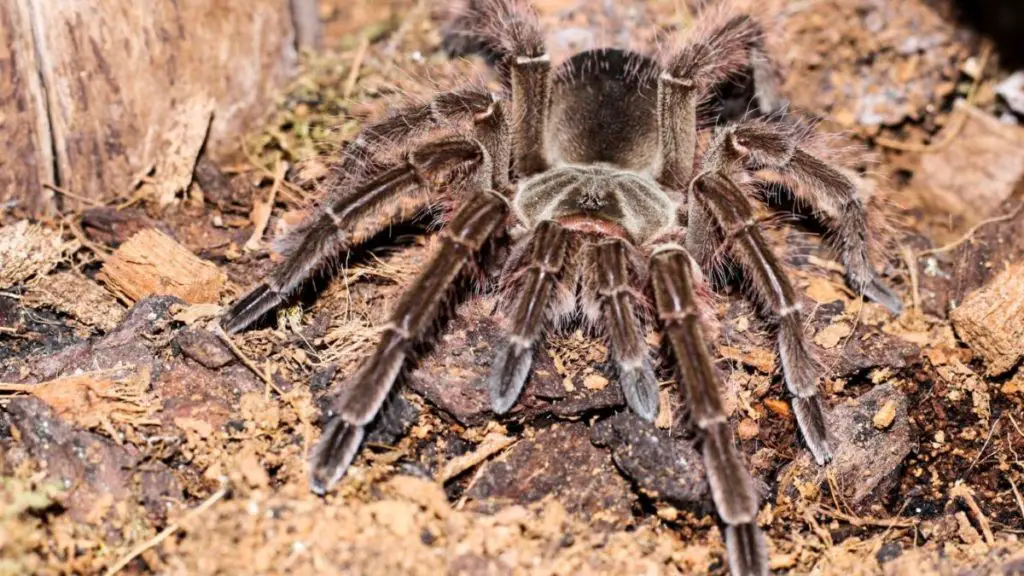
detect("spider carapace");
top-left (220, 3), bottom-right (903, 574)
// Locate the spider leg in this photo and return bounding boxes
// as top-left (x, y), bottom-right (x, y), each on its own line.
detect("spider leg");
top-left (649, 245), bottom-right (767, 576)
top-left (310, 187), bottom-right (510, 494)
top-left (437, 1), bottom-right (550, 175)
top-left (586, 239), bottom-right (659, 421)
top-left (693, 171), bottom-right (831, 464)
top-left (657, 10), bottom-right (765, 191)
top-left (488, 220), bottom-right (571, 413)
top-left (338, 89), bottom-right (510, 189)
top-left (221, 137), bottom-right (495, 334)
top-left (713, 120), bottom-right (903, 313)
top-left (440, 0), bottom-right (544, 88)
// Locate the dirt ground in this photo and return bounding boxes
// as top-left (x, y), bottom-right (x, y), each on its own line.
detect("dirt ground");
top-left (2, 0), bottom-right (1024, 574)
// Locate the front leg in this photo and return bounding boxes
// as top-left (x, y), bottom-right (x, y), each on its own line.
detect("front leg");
top-left (310, 188), bottom-right (510, 494)
top-left (658, 11), bottom-right (766, 191)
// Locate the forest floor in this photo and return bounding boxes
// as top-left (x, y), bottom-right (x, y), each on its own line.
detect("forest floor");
top-left (2, 0), bottom-right (1024, 574)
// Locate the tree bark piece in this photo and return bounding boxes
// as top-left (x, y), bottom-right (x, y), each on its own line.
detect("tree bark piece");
top-left (0, 0), bottom-right (56, 215)
top-left (950, 263), bottom-right (1024, 376)
top-left (0, 0), bottom-right (298, 214)
top-left (98, 229), bottom-right (225, 305)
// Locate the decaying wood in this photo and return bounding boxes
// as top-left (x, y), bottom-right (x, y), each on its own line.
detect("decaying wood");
top-left (0, 0), bottom-right (298, 214)
top-left (98, 229), bottom-right (225, 305)
top-left (0, 0), bottom-right (55, 215)
top-left (950, 262), bottom-right (1024, 375)
top-left (0, 220), bottom-right (77, 290)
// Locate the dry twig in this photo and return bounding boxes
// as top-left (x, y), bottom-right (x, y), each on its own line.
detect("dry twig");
top-left (950, 482), bottom-right (997, 546)
top-left (104, 482), bottom-right (229, 576)
top-left (919, 203), bottom-right (1024, 257)
top-left (343, 35), bottom-right (370, 99)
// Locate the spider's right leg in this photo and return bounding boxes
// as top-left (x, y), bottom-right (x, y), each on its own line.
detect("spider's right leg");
top-left (222, 138), bottom-right (491, 334)
top-left (694, 170), bottom-right (831, 465)
top-left (311, 187), bottom-right (509, 494)
top-left (649, 245), bottom-right (767, 576)
top-left (488, 219), bottom-right (571, 413)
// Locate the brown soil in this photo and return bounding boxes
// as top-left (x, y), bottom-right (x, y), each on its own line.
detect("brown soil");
top-left (2, 0), bottom-right (1023, 574)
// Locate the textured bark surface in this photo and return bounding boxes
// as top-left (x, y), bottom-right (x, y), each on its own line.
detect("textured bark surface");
top-left (951, 263), bottom-right (1024, 375)
top-left (0, 0), bottom-right (297, 214)
top-left (0, 1), bottom-right (54, 215)
top-left (98, 228), bottom-right (226, 305)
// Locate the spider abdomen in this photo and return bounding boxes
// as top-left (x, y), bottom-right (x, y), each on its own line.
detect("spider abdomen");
top-left (514, 165), bottom-right (677, 244)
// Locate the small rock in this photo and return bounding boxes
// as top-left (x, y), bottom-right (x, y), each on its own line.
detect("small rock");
top-left (779, 382), bottom-right (912, 506)
top-left (365, 394), bottom-right (420, 446)
top-left (737, 418), bottom-right (760, 440)
top-left (175, 327), bottom-right (234, 369)
top-left (591, 412), bottom-right (708, 507)
top-left (996, 71), bottom-right (1024, 115)
top-left (814, 322), bottom-right (852, 349)
top-left (467, 422), bottom-right (634, 527)
top-left (582, 373), bottom-right (609, 390)
top-left (872, 399), bottom-right (898, 429)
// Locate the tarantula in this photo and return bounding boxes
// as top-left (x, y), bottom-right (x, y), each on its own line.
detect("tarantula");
top-left (220, 2), bottom-right (903, 574)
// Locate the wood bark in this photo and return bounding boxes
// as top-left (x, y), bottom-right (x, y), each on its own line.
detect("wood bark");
top-left (0, 0), bottom-right (300, 215)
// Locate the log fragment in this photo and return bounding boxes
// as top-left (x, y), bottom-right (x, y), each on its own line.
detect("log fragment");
top-left (950, 262), bottom-right (1024, 375)
top-left (98, 229), bottom-right (225, 305)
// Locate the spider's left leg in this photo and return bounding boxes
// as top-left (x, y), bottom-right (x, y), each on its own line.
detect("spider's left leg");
top-left (714, 121), bottom-right (903, 313)
top-left (310, 187), bottom-right (509, 494)
top-left (488, 220), bottom-right (572, 413)
top-left (649, 245), bottom-right (767, 576)
top-left (693, 170), bottom-right (831, 464)
top-left (583, 239), bottom-right (659, 421)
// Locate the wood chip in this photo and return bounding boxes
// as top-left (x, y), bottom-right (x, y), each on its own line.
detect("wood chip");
top-left (950, 263), bottom-right (1024, 375)
top-left (98, 228), bottom-right (225, 304)
top-left (24, 271), bottom-right (125, 331)
top-left (0, 220), bottom-right (77, 290)
top-left (1, 367), bottom-right (154, 431)
top-left (764, 398), bottom-right (792, 419)
top-left (437, 431), bottom-right (516, 483)
top-left (872, 399), bottom-right (898, 429)
top-left (814, 322), bottom-right (853, 349)
top-left (720, 345), bottom-right (776, 373)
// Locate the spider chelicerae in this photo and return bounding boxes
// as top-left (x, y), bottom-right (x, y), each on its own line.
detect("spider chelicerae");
top-left (220, 1), bottom-right (903, 574)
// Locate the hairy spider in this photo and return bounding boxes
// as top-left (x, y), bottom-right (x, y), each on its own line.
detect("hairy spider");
top-left (220, 2), bottom-right (903, 574)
